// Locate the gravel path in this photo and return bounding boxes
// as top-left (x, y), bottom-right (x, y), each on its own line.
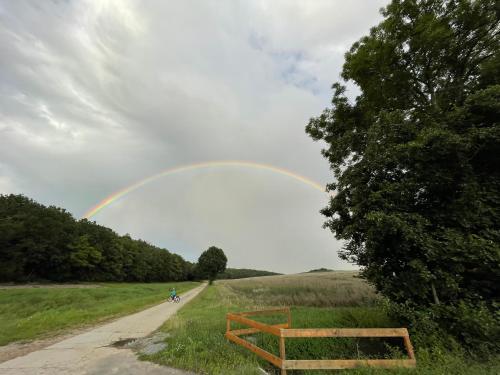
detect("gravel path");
top-left (0, 284), bottom-right (205, 375)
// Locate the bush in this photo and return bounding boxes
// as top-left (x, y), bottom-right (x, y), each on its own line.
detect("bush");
top-left (443, 300), bottom-right (500, 356)
top-left (387, 299), bottom-right (500, 358)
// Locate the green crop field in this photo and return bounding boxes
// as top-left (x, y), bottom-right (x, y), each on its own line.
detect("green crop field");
top-left (0, 281), bottom-right (199, 346)
top-left (144, 272), bottom-right (499, 374)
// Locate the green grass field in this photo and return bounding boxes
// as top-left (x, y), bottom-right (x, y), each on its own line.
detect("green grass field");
top-left (144, 273), bottom-right (499, 374)
top-left (0, 281), bottom-right (199, 346)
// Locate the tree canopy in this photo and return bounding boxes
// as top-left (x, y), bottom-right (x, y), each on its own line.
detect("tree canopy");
top-left (197, 246), bottom-right (227, 283)
top-left (306, 0), bottom-right (499, 351)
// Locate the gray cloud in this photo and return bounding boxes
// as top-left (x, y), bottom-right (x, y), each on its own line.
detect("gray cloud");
top-left (0, 0), bottom-right (388, 272)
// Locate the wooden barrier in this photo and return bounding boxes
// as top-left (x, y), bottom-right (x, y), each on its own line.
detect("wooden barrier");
top-left (225, 308), bottom-right (416, 374)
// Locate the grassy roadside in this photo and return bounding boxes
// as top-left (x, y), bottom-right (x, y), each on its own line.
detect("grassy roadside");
top-left (0, 281), bottom-right (199, 345)
top-left (144, 275), bottom-right (499, 374)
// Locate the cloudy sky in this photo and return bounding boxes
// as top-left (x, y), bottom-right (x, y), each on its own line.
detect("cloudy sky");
top-left (0, 0), bottom-right (388, 273)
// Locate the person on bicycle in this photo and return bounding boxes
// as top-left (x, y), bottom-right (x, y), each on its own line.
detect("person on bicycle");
top-left (170, 287), bottom-right (177, 300)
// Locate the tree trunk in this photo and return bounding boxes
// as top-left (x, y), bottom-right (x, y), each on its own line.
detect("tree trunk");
top-left (431, 282), bottom-right (440, 305)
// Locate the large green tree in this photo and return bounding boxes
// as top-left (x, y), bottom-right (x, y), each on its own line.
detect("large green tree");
top-left (197, 246), bottom-right (227, 284)
top-left (306, 0), bottom-right (499, 348)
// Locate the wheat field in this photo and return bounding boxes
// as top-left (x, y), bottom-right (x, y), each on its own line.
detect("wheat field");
top-left (220, 271), bottom-right (378, 307)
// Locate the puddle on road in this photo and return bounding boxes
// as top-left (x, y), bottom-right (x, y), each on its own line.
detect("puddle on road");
top-left (109, 332), bottom-right (170, 354)
top-left (110, 338), bottom-right (137, 348)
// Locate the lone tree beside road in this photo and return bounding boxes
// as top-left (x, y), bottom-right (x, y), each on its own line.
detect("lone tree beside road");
top-left (306, 0), bottom-right (499, 353)
top-left (197, 246), bottom-right (227, 284)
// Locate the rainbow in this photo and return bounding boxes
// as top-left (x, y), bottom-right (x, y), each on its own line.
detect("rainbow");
top-left (83, 160), bottom-right (327, 219)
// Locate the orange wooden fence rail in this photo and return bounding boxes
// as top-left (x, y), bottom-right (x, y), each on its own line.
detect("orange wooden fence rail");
top-left (225, 307), bottom-right (416, 374)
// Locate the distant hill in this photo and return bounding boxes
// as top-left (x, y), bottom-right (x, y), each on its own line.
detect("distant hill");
top-left (307, 268), bottom-right (334, 273)
top-left (217, 268), bottom-right (281, 280)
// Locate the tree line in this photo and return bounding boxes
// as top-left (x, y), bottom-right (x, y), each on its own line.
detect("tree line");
top-left (0, 194), bottom-right (274, 284)
top-left (0, 194), bottom-right (194, 282)
top-left (217, 268), bottom-right (280, 280)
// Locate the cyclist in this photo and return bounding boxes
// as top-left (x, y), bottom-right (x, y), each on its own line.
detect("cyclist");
top-left (169, 287), bottom-right (177, 301)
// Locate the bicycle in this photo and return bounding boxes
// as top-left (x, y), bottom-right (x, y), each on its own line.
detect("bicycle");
top-left (168, 295), bottom-right (181, 303)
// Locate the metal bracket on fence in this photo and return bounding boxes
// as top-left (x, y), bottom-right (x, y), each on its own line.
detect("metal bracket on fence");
top-left (225, 307), bottom-right (416, 374)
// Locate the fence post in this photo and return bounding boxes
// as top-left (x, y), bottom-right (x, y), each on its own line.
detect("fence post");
top-left (279, 329), bottom-right (287, 375)
top-left (286, 307), bottom-right (291, 328)
top-left (403, 333), bottom-right (415, 360)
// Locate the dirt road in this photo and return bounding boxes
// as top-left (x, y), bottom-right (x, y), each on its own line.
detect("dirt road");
top-left (0, 284), bottom-right (206, 375)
